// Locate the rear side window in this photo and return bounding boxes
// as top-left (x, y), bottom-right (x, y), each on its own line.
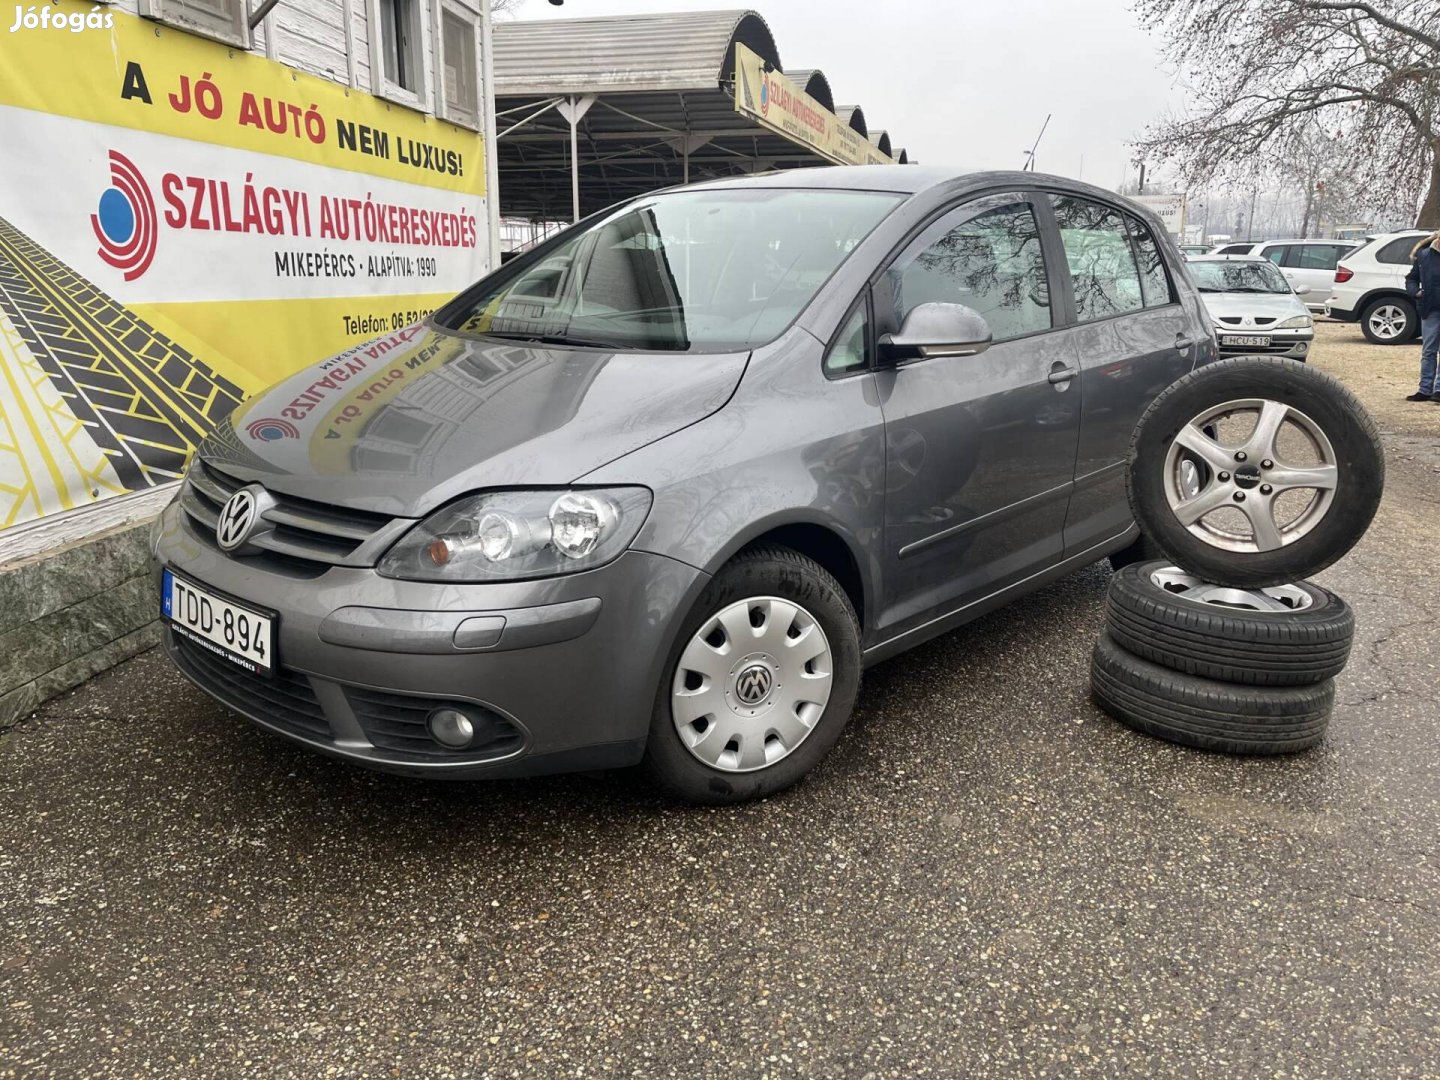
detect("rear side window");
top-left (1289, 244), bottom-right (1346, 270)
top-left (890, 198), bottom-right (1052, 343)
top-left (1263, 246), bottom-right (1290, 266)
top-left (1053, 196), bottom-right (1144, 322)
top-left (1216, 244), bottom-right (1254, 255)
top-left (1377, 236), bottom-right (1423, 264)
top-left (1127, 216), bottom-right (1174, 308)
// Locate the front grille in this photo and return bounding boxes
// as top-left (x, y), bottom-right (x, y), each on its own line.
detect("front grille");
top-left (180, 459), bottom-right (405, 569)
top-left (1217, 316), bottom-right (1278, 326)
top-left (346, 686), bottom-right (525, 759)
top-left (170, 630), bottom-right (330, 740)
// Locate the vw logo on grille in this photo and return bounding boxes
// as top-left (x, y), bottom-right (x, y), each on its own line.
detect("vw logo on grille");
top-left (216, 486), bottom-right (265, 551)
top-left (735, 663), bottom-right (774, 706)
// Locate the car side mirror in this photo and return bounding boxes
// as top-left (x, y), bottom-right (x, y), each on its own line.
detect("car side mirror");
top-left (878, 302), bottom-right (993, 364)
top-left (1293, 284), bottom-right (1311, 297)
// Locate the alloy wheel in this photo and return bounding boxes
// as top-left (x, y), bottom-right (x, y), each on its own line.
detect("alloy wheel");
top-left (1148, 566), bottom-right (1315, 612)
top-left (1163, 397), bottom-right (1338, 554)
top-left (1367, 304), bottom-right (1407, 340)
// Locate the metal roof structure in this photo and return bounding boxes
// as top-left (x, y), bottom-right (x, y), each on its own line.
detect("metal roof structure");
top-left (491, 9), bottom-right (908, 226)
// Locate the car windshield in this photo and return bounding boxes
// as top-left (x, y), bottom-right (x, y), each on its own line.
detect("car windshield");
top-left (438, 188), bottom-right (904, 352)
top-left (1189, 260), bottom-right (1291, 294)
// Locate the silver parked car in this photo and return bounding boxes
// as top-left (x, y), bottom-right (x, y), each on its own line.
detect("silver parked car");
top-left (1187, 255), bottom-right (1315, 359)
top-left (153, 166), bottom-right (1218, 803)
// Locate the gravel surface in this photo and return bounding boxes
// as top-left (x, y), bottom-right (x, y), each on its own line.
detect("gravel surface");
top-left (2, 320), bottom-right (1438, 1078)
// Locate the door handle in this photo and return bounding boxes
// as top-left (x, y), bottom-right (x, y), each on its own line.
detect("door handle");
top-left (1047, 363), bottom-right (1078, 385)
top-left (1175, 334), bottom-right (1195, 352)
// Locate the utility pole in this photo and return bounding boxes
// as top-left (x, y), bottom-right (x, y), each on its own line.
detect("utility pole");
top-left (1138, 161), bottom-right (1147, 193)
top-left (1246, 185), bottom-right (1259, 241)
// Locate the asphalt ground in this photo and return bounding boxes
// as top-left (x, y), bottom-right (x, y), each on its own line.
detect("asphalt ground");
top-left (2, 321), bottom-right (1438, 1078)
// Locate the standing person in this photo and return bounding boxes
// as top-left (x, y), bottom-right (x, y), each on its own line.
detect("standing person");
top-left (1405, 230), bottom-right (1440, 401)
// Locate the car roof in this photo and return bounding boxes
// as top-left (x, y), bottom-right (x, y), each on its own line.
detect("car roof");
top-left (1251, 238), bottom-right (1359, 245)
top-left (680, 164), bottom-right (1137, 200)
top-left (1188, 254), bottom-right (1269, 262)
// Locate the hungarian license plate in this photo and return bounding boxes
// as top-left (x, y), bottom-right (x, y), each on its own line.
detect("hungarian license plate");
top-left (1221, 334), bottom-right (1271, 348)
top-left (162, 570), bottom-right (274, 677)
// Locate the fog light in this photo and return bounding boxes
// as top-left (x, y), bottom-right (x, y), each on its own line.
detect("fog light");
top-left (427, 707), bottom-right (476, 749)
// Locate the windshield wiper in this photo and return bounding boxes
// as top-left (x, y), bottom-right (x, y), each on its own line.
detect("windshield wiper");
top-left (478, 330), bottom-right (628, 350)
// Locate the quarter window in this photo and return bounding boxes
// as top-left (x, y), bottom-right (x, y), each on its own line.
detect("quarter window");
top-left (1127, 216), bottom-right (1174, 308)
top-left (1376, 237), bottom-right (1422, 265)
top-left (825, 303), bottom-right (869, 376)
top-left (890, 199), bottom-right (1052, 343)
top-left (1053, 197), bottom-right (1144, 322)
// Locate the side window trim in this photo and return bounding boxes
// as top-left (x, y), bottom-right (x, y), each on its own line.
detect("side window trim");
top-left (873, 191), bottom-right (1059, 344)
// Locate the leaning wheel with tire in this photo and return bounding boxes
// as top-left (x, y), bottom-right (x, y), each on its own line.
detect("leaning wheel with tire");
top-left (1360, 295), bottom-right (1419, 345)
top-left (1105, 561), bottom-right (1354, 686)
top-left (642, 546), bottom-right (862, 804)
top-left (1127, 356), bottom-right (1384, 588)
top-left (1091, 632), bottom-right (1333, 756)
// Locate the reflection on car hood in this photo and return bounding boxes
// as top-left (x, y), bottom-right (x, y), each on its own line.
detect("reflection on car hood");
top-left (200, 324), bottom-right (750, 517)
top-left (1200, 291), bottom-right (1310, 323)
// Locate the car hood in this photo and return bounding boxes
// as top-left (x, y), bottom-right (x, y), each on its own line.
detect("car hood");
top-left (199, 324), bottom-right (749, 518)
top-left (1200, 291), bottom-right (1310, 324)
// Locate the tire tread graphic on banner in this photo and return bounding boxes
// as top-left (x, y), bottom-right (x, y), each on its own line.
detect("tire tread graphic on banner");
top-left (0, 216), bottom-right (243, 509)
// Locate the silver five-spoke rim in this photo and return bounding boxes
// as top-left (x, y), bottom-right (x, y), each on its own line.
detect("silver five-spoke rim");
top-left (1150, 566), bottom-right (1314, 612)
top-left (1163, 397), bottom-right (1338, 553)
top-left (1368, 304), bottom-right (1406, 340)
top-left (671, 596), bottom-right (833, 773)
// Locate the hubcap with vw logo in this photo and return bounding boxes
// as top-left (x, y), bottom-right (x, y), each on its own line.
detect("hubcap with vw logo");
top-left (671, 596), bottom-right (834, 773)
top-left (215, 484), bottom-right (274, 552)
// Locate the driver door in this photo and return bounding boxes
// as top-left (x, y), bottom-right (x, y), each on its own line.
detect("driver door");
top-left (871, 193), bottom-right (1081, 638)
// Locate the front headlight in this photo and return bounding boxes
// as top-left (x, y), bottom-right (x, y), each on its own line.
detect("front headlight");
top-left (1276, 314), bottom-right (1313, 329)
top-left (377, 487), bottom-right (652, 582)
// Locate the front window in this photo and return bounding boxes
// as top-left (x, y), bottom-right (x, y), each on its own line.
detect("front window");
top-left (1189, 260), bottom-right (1292, 294)
top-left (440, 189), bottom-right (902, 352)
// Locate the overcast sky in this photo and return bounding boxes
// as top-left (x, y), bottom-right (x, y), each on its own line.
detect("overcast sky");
top-left (509, 0), bottom-right (1189, 189)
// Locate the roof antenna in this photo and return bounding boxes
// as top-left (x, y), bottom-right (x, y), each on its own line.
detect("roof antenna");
top-left (1021, 114), bottom-right (1051, 172)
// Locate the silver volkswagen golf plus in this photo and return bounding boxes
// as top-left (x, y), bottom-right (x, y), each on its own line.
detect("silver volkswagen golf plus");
top-left (153, 166), bottom-right (1217, 803)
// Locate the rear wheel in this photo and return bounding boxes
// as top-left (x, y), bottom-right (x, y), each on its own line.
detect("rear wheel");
top-left (643, 546), bottom-right (861, 804)
top-left (1360, 296), bottom-right (1418, 344)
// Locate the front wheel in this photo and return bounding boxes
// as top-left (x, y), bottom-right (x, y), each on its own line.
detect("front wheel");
top-left (642, 546), bottom-right (861, 804)
top-left (1360, 296), bottom-right (1418, 344)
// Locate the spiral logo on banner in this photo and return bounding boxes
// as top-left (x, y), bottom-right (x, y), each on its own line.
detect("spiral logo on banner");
top-left (90, 150), bottom-right (157, 281)
top-left (244, 417), bottom-right (300, 441)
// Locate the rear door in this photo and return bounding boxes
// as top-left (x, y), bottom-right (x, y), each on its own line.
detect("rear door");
top-left (1278, 243), bottom-right (1349, 302)
top-left (1050, 196), bottom-right (1198, 556)
top-left (872, 192), bottom-right (1080, 637)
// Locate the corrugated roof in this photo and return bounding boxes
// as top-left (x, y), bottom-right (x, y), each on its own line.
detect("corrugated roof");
top-left (834, 105), bottom-right (867, 137)
top-left (867, 129), bottom-right (893, 157)
top-left (782, 69), bottom-right (835, 113)
top-left (493, 10), bottom-right (782, 96)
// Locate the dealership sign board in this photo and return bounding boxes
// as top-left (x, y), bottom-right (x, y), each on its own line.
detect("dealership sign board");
top-left (1127, 193), bottom-right (1188, 237)
top-left (733, 44), bottom-right (892, 167)
top-left (0, 2), bottom-right (490, 529)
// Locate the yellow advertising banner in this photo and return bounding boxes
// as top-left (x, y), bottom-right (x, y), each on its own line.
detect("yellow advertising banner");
top-left (732, 43), bottom-right (892, 167)
top-left (0, 2), bottom-right (491, 529)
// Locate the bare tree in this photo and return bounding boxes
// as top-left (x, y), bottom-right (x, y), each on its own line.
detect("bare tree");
top-left (1134, 0), bottom-right (1440, 227)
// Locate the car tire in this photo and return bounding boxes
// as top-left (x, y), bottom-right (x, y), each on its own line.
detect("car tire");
top-left (1359, 296), bottom-right (1419, 345)
top-left (1091, 632), bottom-right (1333, 755)
top-left (1127, 356), bottom-right (1384, 588)
top-left (1106, 561), bottom-right (1353, 686)
top-left (642, 546), bottom-right (862, 804)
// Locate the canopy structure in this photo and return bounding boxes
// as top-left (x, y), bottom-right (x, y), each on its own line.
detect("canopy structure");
top-left (491, 9), bottom-right (907, 226)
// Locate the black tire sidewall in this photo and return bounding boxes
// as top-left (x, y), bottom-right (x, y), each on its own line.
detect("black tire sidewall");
top-left (642, 548), bottom-right (862, 803)
top-left (1106, 560), bottom-right (1353, 685)
top-left (1129, 358), bottom-right (1383, 588)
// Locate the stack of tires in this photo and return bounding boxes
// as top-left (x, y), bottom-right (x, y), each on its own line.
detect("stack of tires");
top-left (1092, 356), bottom-right (1385, 756)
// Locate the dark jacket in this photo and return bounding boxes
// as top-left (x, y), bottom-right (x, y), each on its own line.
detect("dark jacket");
top-left (1406, 235), bottom-right (1440, 320)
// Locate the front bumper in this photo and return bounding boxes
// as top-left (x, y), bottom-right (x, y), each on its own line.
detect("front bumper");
top-left (152, 499), bottom-right (706, 778)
